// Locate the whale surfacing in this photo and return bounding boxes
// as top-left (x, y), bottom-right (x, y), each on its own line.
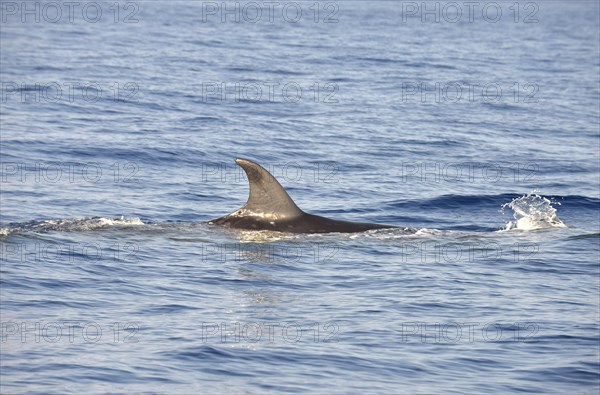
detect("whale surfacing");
top-left (210, 158), bottom-right (396, 234)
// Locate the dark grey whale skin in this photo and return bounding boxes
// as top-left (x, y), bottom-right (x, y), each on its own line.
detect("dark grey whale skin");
top-left (210, 158), bottom-right (396, 234)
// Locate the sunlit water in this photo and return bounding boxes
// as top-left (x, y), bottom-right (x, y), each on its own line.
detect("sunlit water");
top-left (1, 1), bottom-right (599, 394)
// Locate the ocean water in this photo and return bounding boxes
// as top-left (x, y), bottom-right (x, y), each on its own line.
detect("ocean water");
top-left (1, 1), bottom-right (599, 394)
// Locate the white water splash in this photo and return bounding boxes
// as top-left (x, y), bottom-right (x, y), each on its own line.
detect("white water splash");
top-left (0, 216), bottom-right (144, 237)
top-left (501, 193), bottom-right (566, 231)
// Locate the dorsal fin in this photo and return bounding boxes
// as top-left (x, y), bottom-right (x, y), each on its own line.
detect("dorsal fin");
top-left (234, 158), bottom-right (303, 219)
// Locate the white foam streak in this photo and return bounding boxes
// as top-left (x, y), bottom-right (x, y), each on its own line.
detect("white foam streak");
top-left (0, 216), bottom-right (144, 236)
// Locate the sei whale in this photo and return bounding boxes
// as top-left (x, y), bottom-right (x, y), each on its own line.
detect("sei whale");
top-left (210, 158), bottom-right (396, 233)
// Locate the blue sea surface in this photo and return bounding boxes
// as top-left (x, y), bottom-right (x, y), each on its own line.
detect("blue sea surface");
top-left (1, 1), bottom-right (599, 394)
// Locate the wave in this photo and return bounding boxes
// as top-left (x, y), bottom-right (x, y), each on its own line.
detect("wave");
top-left (394, 193), bottom-right (598, 210)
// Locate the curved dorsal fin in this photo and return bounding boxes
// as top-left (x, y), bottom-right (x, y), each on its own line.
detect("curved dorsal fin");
top-left (235, 158), bottom-right (303, 219)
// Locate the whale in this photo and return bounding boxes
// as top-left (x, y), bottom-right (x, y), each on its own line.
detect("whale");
top-left (210, 158), bottom-right (396, 233)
